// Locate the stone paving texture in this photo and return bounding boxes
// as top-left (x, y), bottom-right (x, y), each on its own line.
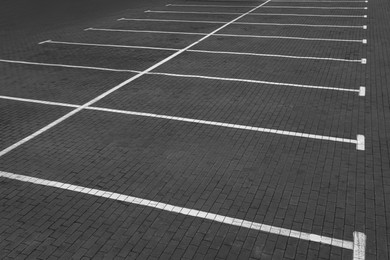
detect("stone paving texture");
top-left (0, 0), bottom-right (389, 259)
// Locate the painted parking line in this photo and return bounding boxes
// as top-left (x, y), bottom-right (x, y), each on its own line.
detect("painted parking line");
top-left (166, 4), bottom-right (367, 10)
top-left (190, 49), bottom-right (366, 63)
top-left (166, 4), bottom-right (257, 8)
top-left (0, 58), bottom-right (139, 73)
top-left (38, 40), bottom-right (366, 63)
top-left (263, 6), bottom-right (367, 9)
top-left (270, 0), bottom-right (367, 2)
top-left (0, 94), bottom-right (366, 150)
top-left (86, 28), bottom-right (367, 44)
top-left (0, 170), bottom-right (367, 260)
top-left (0, 59), bottom-right (367, 97)
top-left (118, 18), bottom-right (367, 29)
top-left (39, 39), bottom-right (179, 51)
top-left (145, 10), bottom-right (367, 18)
top-left (0, 0), bottom-right (274, 157)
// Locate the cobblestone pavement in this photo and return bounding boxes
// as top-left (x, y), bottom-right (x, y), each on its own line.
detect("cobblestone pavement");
top-left (0, 0), bottom-right (389, 259)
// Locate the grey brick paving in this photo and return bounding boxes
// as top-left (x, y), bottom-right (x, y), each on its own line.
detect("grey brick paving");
top-left (0, 0), bottom-right (389, 259)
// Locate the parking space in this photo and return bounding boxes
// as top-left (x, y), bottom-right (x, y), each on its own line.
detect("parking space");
top-left (154, 51), bottom-right (365, 91)
top-left (0, 100), bottom-right (72, 151)
top-left (239, 15), bottom-right (366, 26)
top-left (0, 62), bottom-right (133, 104)
top-left (193, 37), bottom-right (365, 60)
top-left (1, 0), bottom-right (389, 258)
top-left (0, 179), bottom-right (354, 259)
top-left (219, 23), bottom-right (365, 39)
top-left (93, 74), bottom-right (360, 137)
top-left (13, 43), bottom-right (174, 72)
top-left (110, 19), bottom-right (222, 33)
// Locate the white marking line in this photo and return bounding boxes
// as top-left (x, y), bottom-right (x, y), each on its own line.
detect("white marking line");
top-left (0, 170), bottom-right (363, 255)
top-left (0, 59), bottom-right (366, 96)
top-left (0, 0), bottom-right (273, 157)
top-left (119, 18), bottom-right (367, 29)
top-left (38, 40), bottom-right (365, 63)
top-left (40, 39), bottom-right (179, 52)
top-left (263, 6), bottom-right (367, 9)
top-left (118, 18), bottom-right (227, 24)
top-left (166, 4), bottom-right (256, 8)
top-left (86, 28), bottom-right (366, 44)
top-left (0, 94), bottom-right (364, 149)
top-left (0, 58), bottom-right (139, 73)
top-left (85, 27), bottom-right (206, 36)
top-left (271, 0), bottom-right (367, 2)
top-left (189, 49), bottom-right (365, 63)
top-left (0, 95), bottom-right (79, 108)
top-left (353, 232), bottom-right (367, 260)
top-left (145, 10), bottom-right (366, 18)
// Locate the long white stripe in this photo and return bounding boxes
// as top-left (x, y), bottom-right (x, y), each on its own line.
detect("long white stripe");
top-left (0, 170), bottom-right (357, 250)
top-left (149, 71), bottom-right (364, 96)
top-left (251, 13), bottom-right (367, 17)
top-left (0, 95), bottom-right (79, 108)
top-left (118, 18), bottom-right (366, 29)
top-left (85, 27), bottom-right (206, 35)
top-left (145, 10), bottom-right (366, 17)
top-left (0, 59), bottom-right (365, 95)
top-left (263, 6), bottom-right (367, 9)
top-left (118, 18), bottom-right (227, 24)
top-left (188, 49), bottom-right (364, 63)
top-left (216, 32), bottom-right (365, 43)
top-left (166, 4), bottom-right (256, 8)
top-left (38, 40), bottom-right (364, 63)
top-left (40, 39), bottom-right (179, 51)
top-left (0, 0), bottom-right (273, 157)
top-left (86, 28), bottom-right (366, 43)
top-left (271, 0), bottom-right (367, 2)
top-left (0, 95), bottom-right (363, 148)
top-left (0, 58), bottom-right (139, 73)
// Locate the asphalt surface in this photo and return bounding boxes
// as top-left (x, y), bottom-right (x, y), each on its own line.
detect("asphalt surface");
top-left (0, 0), bottom-right (389, 259)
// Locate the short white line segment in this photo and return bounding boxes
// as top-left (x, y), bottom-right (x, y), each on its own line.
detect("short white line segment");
top-left (0, 170), bottom-right (366, 258)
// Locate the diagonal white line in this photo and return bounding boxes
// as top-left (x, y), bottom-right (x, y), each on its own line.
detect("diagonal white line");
top-left (0, 0), bottom-right (273, 157)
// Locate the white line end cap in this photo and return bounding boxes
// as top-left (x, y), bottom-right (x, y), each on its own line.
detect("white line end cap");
top-left (363, 39), bottom-right (367, 44)
top-left (353, 232), bottom-right (366, 260)
top-left (359, 86), bottom-right (366, 97)
top-left (357, 135), bottom-right (365, 150)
